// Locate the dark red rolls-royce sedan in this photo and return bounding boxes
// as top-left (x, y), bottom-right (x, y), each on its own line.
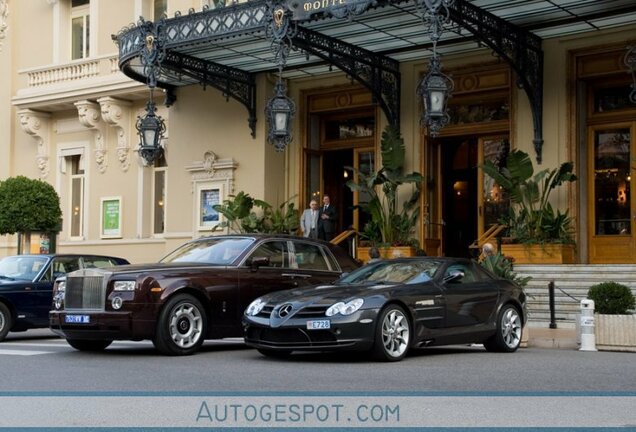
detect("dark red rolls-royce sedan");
top-left (49, 235), bottom-right (359, 355)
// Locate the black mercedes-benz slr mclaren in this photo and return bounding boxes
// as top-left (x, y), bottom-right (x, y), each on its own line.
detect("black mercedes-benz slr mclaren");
top-left (243, 257), bottom-right (527, 362)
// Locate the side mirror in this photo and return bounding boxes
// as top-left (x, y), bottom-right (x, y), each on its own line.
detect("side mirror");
top-left (249, 256), bottom-right (270, 271)
top-left (443, 269), bottom-right (464, 284)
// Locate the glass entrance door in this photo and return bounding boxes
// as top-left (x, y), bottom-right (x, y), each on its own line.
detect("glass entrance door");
top-left (437, 134), bottom-right (510, 257)
top-left (588, 123), bottom-right (636, 263)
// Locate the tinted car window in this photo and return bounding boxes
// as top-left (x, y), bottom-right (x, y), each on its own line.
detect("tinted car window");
top-left (293, 242), bottom-right (330, 271)
top-left (83, 257), bottom-right (121, 268)
top-left (41, 257), bottom-right (81, 282)
top-left (161, 237), bottom-right (253, 265)
top-left (338, 260), bottom-right (442, 285)
top-left (249, 241), bottom-right (289, 268)
top-left (0, 256), bottom-right (48, 281)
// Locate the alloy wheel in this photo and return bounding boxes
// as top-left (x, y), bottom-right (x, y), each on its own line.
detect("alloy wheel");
top-left (501, 307), bottom-right (522, 349)
top-left (169, 302), bottom-right (203, 348)
top-left (381, 309), bottom-right (410, 358)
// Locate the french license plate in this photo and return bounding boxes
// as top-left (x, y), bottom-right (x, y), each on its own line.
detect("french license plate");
top-left (65, 314), bottom-right (90, 324)
top-left (306, 319), bottom-right (330, 330)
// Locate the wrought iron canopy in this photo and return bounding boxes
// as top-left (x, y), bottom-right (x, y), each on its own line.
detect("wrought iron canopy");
top-left (114, 0), bottom-right (636, 162)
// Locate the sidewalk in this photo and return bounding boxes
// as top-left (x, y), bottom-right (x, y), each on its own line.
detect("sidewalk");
top-left (524, 327), bottom-right (577, 349)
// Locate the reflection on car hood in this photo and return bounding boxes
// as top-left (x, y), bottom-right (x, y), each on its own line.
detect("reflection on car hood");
top-left (262, 282), bottom-right (402, 304)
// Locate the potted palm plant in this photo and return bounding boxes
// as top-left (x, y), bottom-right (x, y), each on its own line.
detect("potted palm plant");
top-left (481, 149), bottom-right (577, 263)
top-left (212, 191), bottom-right (299, 234)
top-left (346, 125), bottom-right (423, 261)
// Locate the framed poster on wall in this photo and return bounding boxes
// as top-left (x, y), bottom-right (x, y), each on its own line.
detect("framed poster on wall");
top-left (100, 197), bottom-right (122, 239)
top-left (197, 185), bottom-right (222, 230)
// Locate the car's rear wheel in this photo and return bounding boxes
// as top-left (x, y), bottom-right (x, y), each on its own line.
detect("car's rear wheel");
top-left (257, 348), bottom-right (292, 358)
top-left (372, 304), bottom-right (411, 362)
top-left (153, 294), bottom-right (207, 356)
top-left (484, 304), bottom-right (522, 353)
top-left (66, 339), bottom-right (112, 351)
top-left (0, 303), bottom-right (12, 341)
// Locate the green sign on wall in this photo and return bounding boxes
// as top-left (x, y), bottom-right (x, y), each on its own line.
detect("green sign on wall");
top-left (101, 197), bottom-right (122, 238)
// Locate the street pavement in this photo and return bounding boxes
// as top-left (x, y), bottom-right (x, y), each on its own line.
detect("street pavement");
top-left (1, 329), bottom-right (635, 429)
top-left (1, 329), bottom-right (634, 393)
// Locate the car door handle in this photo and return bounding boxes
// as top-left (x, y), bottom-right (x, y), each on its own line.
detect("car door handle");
top-left (24, 286), bottom-right (32, 291)
top-left (282, 273), bottom-right (312, 279)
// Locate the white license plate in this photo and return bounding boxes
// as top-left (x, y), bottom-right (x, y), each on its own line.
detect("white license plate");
top-left (65, 315), bottom-right (90, 324)
top-left (306, 319), bottom-right (330, 330)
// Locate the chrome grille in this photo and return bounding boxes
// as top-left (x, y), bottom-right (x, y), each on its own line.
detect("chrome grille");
top-left (65, 272), bottom-right (106, 311)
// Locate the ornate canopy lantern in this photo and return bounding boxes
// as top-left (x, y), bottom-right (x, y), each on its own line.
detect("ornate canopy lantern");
top-left (418, 54), bottom-right (453, 137)
top-left (136, 25), bottom-right (167, 165)
top-left (136, 98), bottom-right (166, 165)
top-left (264, 2), bottom-right (297, 152)
top-left (265, 80), bottom-right (296, 152)
top-left (417, 0), bottom-right (454, 137)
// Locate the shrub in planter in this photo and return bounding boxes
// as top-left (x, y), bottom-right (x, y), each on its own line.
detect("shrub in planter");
top-left (587, 282), bottom-right (635, 315)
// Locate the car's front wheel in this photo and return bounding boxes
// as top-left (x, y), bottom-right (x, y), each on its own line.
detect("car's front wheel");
top-left (66, 339), bottom-right (112, 351)
top-left (372, 304), bottom-right (411, 362)
top-left (484, 304), bottom-right (522, 353)
top-left (153, 294), bottom-right (207, 356)
top-left (0, 303), bottom-right (12, 341)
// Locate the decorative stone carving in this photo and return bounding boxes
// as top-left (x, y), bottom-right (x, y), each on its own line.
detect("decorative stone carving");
top-left (0, 0), bottom-right (8, 52)
top-left (98, 96), bottom-right (132, 172)
top-left (75, 100), bottom-right (108, 173)
top-left (202, 151), bottom-right (218, 175)
top-left (17, 109), bottom-right (51, 178)
top-left (186, 152), bottom-right (238, 194)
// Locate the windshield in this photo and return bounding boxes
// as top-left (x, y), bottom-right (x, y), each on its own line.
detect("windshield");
top-left (0, 256), bottom-right (49, 281)
top-left (338, 260), bottom-right (442, 285)
top-left (160, 238), bottom-right (254, 265)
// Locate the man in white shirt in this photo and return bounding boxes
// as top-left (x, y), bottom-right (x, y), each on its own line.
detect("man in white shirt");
top-left (300, 199), bottom-right (320, 239)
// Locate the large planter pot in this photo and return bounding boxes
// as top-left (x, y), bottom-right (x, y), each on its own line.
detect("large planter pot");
top-left (595, 314), bottom-right (636, 352)
top-left (500, 243), bottom-right (576, 264)
top-left (424, 238), bottom-right (441, 257)
top-left (357, 246), bottom-right (416, 264)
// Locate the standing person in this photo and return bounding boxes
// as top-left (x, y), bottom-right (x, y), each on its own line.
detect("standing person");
top-left (317, 194), bottom-right (337, 241)
top-left (300, 199), bottom-right (320, 239)
top-left (367, 247), bottom-right (381, 263)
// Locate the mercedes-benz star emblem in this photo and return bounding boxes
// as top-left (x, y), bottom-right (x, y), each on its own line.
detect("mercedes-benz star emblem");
top-left (278, 303), bottom-right (293, 318)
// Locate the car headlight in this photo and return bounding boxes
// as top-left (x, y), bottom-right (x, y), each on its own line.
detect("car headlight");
top-left (113, 281), bottom-right (136, 291)
top-left (245, 298), bottom-right (267, 316)
top-left (53, 293), bottom-right (64, 310)
top-left (326, 298), bottom-right (364, 316)
top-left (56, 280), bottom-right (66, 293)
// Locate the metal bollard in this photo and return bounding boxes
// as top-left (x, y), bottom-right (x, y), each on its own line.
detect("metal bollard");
top-left (579, 299), bottom-right (597, 352)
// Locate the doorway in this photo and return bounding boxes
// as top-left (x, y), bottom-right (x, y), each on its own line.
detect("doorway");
top-left (303, 106), bottom-right (377, 237)
top-left (587, 122), bottom-right (636, 262)
top-left (322, 149), bottom-right (353, 233)
top-left (436, 134), bottom-right (510, 257)
top-left (304, 147), bottom-right (375, 235)
top-left (440, 137), bottom-right (478, 257)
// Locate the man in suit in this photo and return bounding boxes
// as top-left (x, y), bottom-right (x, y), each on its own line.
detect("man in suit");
top-left (300, 199), bottom-right (320, 239)
top-left (318, 194), bottom-right (337, 241)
